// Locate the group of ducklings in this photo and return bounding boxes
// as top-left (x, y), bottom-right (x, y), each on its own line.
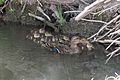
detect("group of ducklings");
top-left (26, 28), bottom-right (93, 54)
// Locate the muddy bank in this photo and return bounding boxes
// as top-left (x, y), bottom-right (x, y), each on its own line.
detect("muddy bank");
top-left (0, 0), bottom-right (102, 36)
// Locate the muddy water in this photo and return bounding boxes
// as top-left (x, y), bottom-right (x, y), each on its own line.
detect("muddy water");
top-left (0, 23), bottom-right (120, 80)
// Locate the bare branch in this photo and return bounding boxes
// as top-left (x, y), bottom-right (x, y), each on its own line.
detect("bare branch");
top-left (36, 0), bottom-right (42, 6)
top-left (75, 0), bottom-right (105, 21)
top-left (64, 11), bottom-right (81, 14)
top-left (105, 47), bottom-right (120, 64)
top-left (28, 13), bottom-right (45, 21)
top-left (106, 37), bottom-right (120, 50)
top-left (28, 13), bottom-right (59, 32)
top-left (97, 15), bottom-right (120, 35)
top-left (21, 0), bottom-right (27, 14)
top-left (97, 40), bottom-right (120, 44)
top-left (81, 18), bottom-right (107, 24)
top-left (37, 6), bottom-right (51, 21)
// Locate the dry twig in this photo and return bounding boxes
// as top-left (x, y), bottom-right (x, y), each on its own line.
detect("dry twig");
top-left (37, 6), bottom-right (51, 21)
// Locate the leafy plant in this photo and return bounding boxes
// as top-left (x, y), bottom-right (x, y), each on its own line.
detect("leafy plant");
top-left (0, 0), bottom-right (5, 5)
top-left (56, 3), bottom-right (66, 26)
top-left (8, 8), bottom-right (16, 13)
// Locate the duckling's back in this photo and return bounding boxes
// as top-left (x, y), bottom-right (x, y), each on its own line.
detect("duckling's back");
top-left (26, 28), bottom-right (93, 54)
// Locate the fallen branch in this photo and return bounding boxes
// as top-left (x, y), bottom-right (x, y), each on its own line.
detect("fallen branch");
top-left (105, 47), bottom-right (120, 64)
top-left (96, 23), bottom-right (120, 40)
top-left (36, 0), bottom-right (42, 6)
top-left (64, 11), bottom-right (81, 14)
top-left (28, 13), bottom-right (45, 21)
top-left (21, 0), bottom-right (27, 14)
top-left (28, 13), bottom-right (59, 32)
top-left (81, 18), bottom-right (107, 24)
top-left (97, 40), bottom-right (120, 44)
top-left (89, 15), bottom-right (120, 40)
top-left (105, 37), bottom-right (120, 50)
top-left (75, 0), bottom-right (105, 21)
top-left (37, 6), bottom-right (51, 21)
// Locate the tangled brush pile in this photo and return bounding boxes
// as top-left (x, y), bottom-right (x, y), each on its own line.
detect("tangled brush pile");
top-left (74, 0), bottom-right (120, 63)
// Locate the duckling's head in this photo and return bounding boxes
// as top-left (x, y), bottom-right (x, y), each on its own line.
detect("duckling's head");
top-left (45, 32), bottom-right (53, 37)
top-left (39, 28), bottom-right (45, 33)
top-left (63, 35), bottom-right (70, 41)
top-left (79, 38), bottom-right (93, 50)
top-left (71, 36), bottom-right (81, 45)
top-left (33, 30), bottom-right (40, 38)
top-left (70, 36), bottom-right (93, 51)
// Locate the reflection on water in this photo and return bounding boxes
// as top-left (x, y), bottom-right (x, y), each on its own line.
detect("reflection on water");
top-left (0, 63), bottom-right (14, 80)
top-left (0, 23), bottom-right (120, 80)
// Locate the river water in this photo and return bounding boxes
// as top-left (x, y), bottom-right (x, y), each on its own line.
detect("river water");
top-left (0, 22), bottom-right (120, 80)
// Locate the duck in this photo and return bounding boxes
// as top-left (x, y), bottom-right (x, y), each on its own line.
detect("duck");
top-left (26, 28), bottom-right (93, 54)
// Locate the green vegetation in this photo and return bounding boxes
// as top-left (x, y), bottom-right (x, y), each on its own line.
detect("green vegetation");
top-left (8, 8), bottom-right (16, 13)
top-left (0, 0), bottom-right (5, 5)
top-left (56, 3), bottom-right (66, 26)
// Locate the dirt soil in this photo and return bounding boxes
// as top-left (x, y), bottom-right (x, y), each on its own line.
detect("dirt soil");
top-left (1, 0), bottom-right (100, 37)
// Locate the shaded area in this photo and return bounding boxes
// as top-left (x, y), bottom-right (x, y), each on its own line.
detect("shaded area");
top-left (0, 23), bottom-right (120, 80)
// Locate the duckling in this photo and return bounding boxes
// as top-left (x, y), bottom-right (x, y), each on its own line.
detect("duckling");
top-left (39, 28), bottom-right (45, 33)
top-left (44, 32), bottom-right (54, 42)
top-left (26, 34), bottom-right (33, 40)
top-left (28, 29), bottom-right (40, 39)
top-left (33, 30), bottom-right (40, 38)
top-left (45, 32), bottom-right (53, 37)
top-left (62, 35), bottom-right (70, 41)
top-left (69, 36), bottom-right (82, 54)
top-left (69, 35), bottom-right (93, 54)
top-left (58, 35), bottom-right (70, 45)
top-left (47, 43), bottom-right (61, 53)
top-left (26, 28), bottom-right (93, 54)
top-left (79, 37), bottom-right (94, 50)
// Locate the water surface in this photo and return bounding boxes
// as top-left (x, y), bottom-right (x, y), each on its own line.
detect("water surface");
top-left (0, 23), bottom-right (120, 80)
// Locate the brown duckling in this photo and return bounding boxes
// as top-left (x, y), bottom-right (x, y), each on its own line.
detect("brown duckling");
top-left (69, 36), bottom-right (81, 54)
top-left (26, 28), bottom-right (93, 54)
top-left (79, 37), bottom-right (94, 50)
top-left (69, 35), bottom-right (93, 54)
top-left (39, 28), bottom-right (45, 33)
top-left (33, 31), bottom-right (40, 38)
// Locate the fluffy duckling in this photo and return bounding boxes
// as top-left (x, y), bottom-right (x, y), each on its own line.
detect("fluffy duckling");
top-left (26, 28), bottom-right (93, 54)
top-left (69, 36), bottom-right (93, 54)
top-left (39, 28), bottom-right (45, 33)
top-left (69, 36), bottom-right (83, 54)
top-left (33, 31), bottom-right (40, 38)
top-left (45, 32), bottom-right (53, 37)
top-left (79, 37), bottom-right (94, 50)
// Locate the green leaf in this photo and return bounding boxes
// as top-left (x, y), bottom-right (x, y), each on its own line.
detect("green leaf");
top-left (9, 8), bottom-right (16, 13)
top-left (0, 0), bottom-right (5, 5)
